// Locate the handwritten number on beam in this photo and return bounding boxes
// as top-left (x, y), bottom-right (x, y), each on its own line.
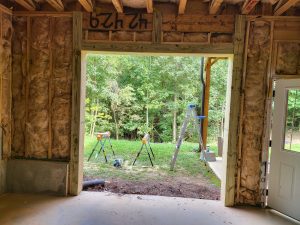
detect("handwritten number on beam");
top-left (100, 13), bottom-right (113, 29)
top-left (90, 13), bottom-right (99, 28)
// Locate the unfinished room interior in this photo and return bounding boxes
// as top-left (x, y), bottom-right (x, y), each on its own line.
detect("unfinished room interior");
top-left (0, 0), bottom-right (300, 224)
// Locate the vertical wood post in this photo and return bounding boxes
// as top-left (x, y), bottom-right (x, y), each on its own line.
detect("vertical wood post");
top-left (70, 11), bottom-right (82, 195)
top-left (203, 58), bottom-right (212, 149)
top-left (152, 11), bottom-right (162, 43)
top-left (0, 12), bottom-right (2, 159)
top-left (222, 15), bottom-right (246, 207)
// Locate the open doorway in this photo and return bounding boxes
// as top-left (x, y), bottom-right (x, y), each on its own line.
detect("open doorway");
top-left (81, 53), bottom-right (230, 200)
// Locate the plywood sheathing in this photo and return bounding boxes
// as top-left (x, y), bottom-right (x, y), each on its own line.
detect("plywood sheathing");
top-left (11, 16), bottom-right (27, 158)
top-left (238, 20), bottom-right (271, 205)
top-left (12, 15), bottom-right (73, 160)
top-left (0, 9), bottom-right (12, 159)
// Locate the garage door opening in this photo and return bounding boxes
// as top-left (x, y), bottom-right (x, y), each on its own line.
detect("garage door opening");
top-left (81, 53), bottom-right (232, 200)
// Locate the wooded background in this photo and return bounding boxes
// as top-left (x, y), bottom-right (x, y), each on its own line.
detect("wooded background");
top-left (85, 55), bottom-right (228, 143)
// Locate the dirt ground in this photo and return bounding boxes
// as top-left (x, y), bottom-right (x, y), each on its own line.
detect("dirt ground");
top-left (83, 177), bottom-right (220, 200)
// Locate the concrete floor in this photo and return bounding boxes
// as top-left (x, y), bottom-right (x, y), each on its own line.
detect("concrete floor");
top-left (0, 192), bottom-right (299, 225)
top-left (208, 157), bottom-right (223, 180)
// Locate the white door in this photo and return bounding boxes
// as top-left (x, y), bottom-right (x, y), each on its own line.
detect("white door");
top-left (269, 79), bottom-right (300, 221)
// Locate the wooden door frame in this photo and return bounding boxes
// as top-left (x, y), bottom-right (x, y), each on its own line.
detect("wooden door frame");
top-left (70, 12), bottom-right (246, 207)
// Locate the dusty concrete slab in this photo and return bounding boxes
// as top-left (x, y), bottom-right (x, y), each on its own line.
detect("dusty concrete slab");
top-left (208, 157), bottom-right (223, 180)
top-left (6, 160), bottom-right (68, 195)
top-left (0, 192), bottom-right (298, 225)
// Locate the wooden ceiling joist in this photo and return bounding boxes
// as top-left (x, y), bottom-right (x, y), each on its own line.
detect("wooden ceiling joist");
top-left (209, 0), bottom-right (224, 14)
top-left (274, 0), bottom-right (299, 15)
top-left (112, 0), bottom-right (123, 13)
top-left (15, 0), bottom-right (36, 11)
top-left (46, 0), bottom-right (64, 11)
top-left (241, 0), bottom-right (259, 14)
top-left (178, 0), bottom-right (187, 14)
top-left (79, 0), bottom-right (94, 12)
top-left (146, 0), bottom-right (153, 13)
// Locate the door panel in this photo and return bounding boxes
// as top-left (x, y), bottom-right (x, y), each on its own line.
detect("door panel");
top-left (268, 79), bottom-right (300, 221)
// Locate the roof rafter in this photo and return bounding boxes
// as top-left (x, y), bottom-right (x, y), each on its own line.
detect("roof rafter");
top-left (241, 0), bottom-right (260, 14)
top-left (46, 0), bottom-right (64, 11)
top-left (79, 0), bottom-right (94, 12)
top-left (274, 0), bottom-right (299, 15)
top-left (146, 0), bottom-right (153, 13)
top-left (178, 0), bottom-right (187, 14)
top-left (112, 0), bottom-right (123, 13)
top-left (15, 0), bottom-right (36, 11)
top-left (209, 0), bottom-right (224, 14)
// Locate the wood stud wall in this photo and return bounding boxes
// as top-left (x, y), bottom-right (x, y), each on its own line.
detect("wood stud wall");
top-left (236, 17), bottom-right (300, 205)
top-left (0, 6), bottom-right (12, 160)
top-left (11, 13), bottom-right (73, 160)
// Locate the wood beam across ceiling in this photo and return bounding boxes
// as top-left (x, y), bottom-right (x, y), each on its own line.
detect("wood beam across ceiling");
top-left (209, 0), bottom-right (223, 14)
top-left (46, 0), bottom-right (64, 11)
top-left (241, 0), bottom-right (260, 14)
top-left (15, 0), bottom-right (36, 11)
top-left (112, 0), bottom-right (123, 13)
top-left (178, 0), bottom-right (187, 14)
top-left (79, 0), bottom-right (93, 12)
top-left (146, 0), bottom-right (153, 13)
top-left (274, 0), bottom-right (299, 15)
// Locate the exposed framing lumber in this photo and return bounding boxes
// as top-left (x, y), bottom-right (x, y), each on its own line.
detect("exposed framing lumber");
top-left (260, 21), bottom-right (274, 207)
top-left (112, 0), bottom-right (123, 13)
top-left (222, 15), bottom-right (246, 206)
top-left (241, 0), bottom-right (259, 14)
top-left (15, 0), bottom-right (36, 11)
top-left (25, 17), bottom-right (31, 157)
top-left (82, 42), bottom-right (233, 54)
top-left (70, 12), bottom-right (83, 195)
top-left (178, 0), bottom-right (187, 14)
top-left (274, 0), bottom-right (299, 15)
top-left (203, 58), bottom-right (212, 149)
top-left (48, 18), bottom-right (54, 159)
top-left (46, 0), bottom-right (64, 11)
top-left (0, 4), bottom-right (12, 15)
top-left (152, 11), bottom-right (162, 43)
top-left (236, 20), bottom-right (250, 203)
top-left (0, 11), bottom-right (2, 159)
top-left (146, 0), bottom-right (153, 13)
top-left (79, 0), bottom-right (93, 12)
top-left (209, 0), bottom-right (223, 14)
top-left (202, 57), bottom-right (226, 148)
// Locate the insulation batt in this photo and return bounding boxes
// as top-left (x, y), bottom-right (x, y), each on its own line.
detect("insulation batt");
top-left (0, 12), bottom-right (12, 159)
top-left (12, 16), bottom-right (73, 160)
top-left (239, 21), bottom-right (271, 205)
top-left (12, 16), bottom-right (27, 157)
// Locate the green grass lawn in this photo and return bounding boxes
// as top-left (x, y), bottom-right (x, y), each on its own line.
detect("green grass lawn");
top-left (284, 143), bottom-right (300, 152)
top-left (84, 135), bottom-right (220, 187)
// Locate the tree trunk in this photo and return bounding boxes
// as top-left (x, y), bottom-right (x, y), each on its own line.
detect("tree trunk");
top-left (146, 105), bottom-right (149, 128)
top-left (91, 99), bottom-right (98, 137)
top-left (112, 109), bottom-right (119, 140)
top-left (89, 109), bottom-right (94, 136)
top-left (173, 94), bottom-right (177, 143)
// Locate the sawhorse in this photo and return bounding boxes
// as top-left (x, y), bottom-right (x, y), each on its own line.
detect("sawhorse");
top-left (132, 134), bottom-right (155, 167)
top-left (88, 131), bottom-right (115, 162)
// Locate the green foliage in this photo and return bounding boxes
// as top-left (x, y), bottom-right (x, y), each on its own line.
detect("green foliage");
top-left (85, 54), bottom-right (228, 144)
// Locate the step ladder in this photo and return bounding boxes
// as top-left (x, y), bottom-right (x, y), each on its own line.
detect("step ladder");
top-left (170, 104), bottom-right (205, 171)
